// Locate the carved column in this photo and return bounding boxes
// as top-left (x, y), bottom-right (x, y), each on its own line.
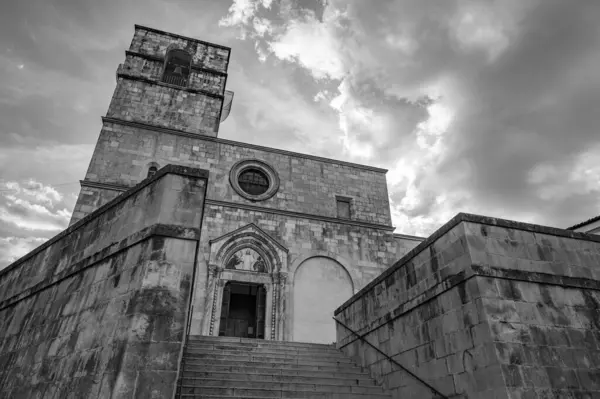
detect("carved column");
top-left (207, 266), bottom-right (222, 336)
top-left (276, 272), bottom-right (288, 340)
top-left (271, 273), bottom-right (278, 340)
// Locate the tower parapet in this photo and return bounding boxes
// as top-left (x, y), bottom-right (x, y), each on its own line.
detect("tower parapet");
top-left (108, 25), bottom-right (230, 136)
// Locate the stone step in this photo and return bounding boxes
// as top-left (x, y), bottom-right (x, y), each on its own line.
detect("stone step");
top-left (178, 386), bottom-right (390, 398)
top-left (182, 352), bottom-right (354, 364)
top-left (177, 337), bottom-right (391, 399)
top-left (181, 377), bottom-right (377, 389)
top-left (179, 395), bottom-right (390, 399)
top-left (180, 379), bottom-right (386, 393)
top-left (188, 336), bottom-right (336, 349)
top-left (181, 358), bottom-right (363, 371)
top-left (181, 371), bottom-right (378, 386)
top-left (185, 342), bottom-right (342, 355)
top-left (181, 364), bottom-right (371, 378)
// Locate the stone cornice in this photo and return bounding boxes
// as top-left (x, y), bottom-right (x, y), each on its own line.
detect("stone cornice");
top-left (205, 199), bottom-right (396, 232)
top-left (134, 24), bottom-right (231, 52)
top-left (125, 50), bottom-right (228, 77)
top-left (393, 233), bottom-right (426, 241)
top-left (80, 180), bottom-right (128, 192)
top-left (116, 73), bottom-right (224, 99)
top-left (101, 117), bottom-right (389, 173)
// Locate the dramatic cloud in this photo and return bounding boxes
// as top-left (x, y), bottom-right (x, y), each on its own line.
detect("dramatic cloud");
top-left (2, 0), bottom-right (600, 268)
top-left (221, 0), bottom-right (600, 234)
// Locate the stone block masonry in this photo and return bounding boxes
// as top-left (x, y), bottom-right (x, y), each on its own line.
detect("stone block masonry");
top-left (189, 203), bottom-right (420, 341)
top-left (0, 165), bottom-right (208, 398)
top-left (129, 25), bottom-right (230, 74)
top-left (335, 212), bottom-right (600, 399)
top-left (107, 79), bottom-right (223, 135)
top-left (104, 25), bottom-right (231, 140)
top-left (72, 119), bottom-right (394, 227)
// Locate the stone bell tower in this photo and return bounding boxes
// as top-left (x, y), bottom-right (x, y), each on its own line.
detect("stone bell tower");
top-left (70, 25), bottom-right (233, 224)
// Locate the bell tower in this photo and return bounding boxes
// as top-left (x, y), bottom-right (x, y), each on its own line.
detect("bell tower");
top-left (69, 25), bottom-right (233, 224)
top-left (110, 25), bottom-right (231, 135)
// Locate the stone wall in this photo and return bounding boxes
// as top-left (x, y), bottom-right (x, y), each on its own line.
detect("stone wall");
top-left (129, 25), bottom-right (230, 73)
top-left (335, 213), bottom-right (600, 399)
top-left (189, 202), bottom-right (419, 343)
top-left (0, 165), bottom-right (208, 398)
top-left (72, 120), bottom-right (392, 226)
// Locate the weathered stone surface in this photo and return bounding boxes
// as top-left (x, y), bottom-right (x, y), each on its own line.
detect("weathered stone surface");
top-left (335, 213), bottom-right (600, 399)
top-left (73, 120), bottom-right (395, 226)
top-left (129, 25), bottom-right (230, 73)
top-left (0, 166), bottom-right (207, 398)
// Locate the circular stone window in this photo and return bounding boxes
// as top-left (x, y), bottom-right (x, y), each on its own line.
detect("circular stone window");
top-left (230, 159), bottom-right (279, 201)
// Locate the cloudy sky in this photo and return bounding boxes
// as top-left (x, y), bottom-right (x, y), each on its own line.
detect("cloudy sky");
top-left (1, 0), bottom-right (600, 268)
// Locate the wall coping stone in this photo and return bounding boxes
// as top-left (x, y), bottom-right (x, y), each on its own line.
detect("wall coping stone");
top-left (0, 224), bottom-right (199, 311)
top-left (134, 24), bottom-right (232, 52)
top-left (0, 164), bottom-right (209, 279)
top-left (80, 179), bottom-right (128, 192)
top-left (116, 73), bottom-right (224, 99)
top-left (101, 117), bottom-right (389, 173)
top-left (335, 212), bottom-right (600, 315)
top-left (471, 264), bottom-right (600, 291)
top-left (125, 50), bottom-right (228, 77)
top-left (393, 233), bottom-right (425, 241)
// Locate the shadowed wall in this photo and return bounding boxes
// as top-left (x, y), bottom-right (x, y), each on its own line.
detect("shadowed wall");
top-left (336, 213), bottom-right (600, 399)
top-left (0, 165), bottom-right (207, 399)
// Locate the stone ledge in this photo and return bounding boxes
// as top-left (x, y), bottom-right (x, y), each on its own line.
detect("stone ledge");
top-left (335, 212), bottom-right (600, 315)
top-left (80, 180), bottom-right (128, 192)
top-left (101, 117), bottom-right (389, 173)
top-left (116, 73), bottom-right (224, 99)
top-left (471, 264), bottom-right (600, 291)
top-left (125, 50), bottom-right (228, 77)
top-left (0, 165), bottom-right (208, 279)
top-left (393, 233), bottom-right (426, 242)
top-left (0, 223), bottom-right (200, 311)
top-left (134, 24), bottom-right (232, 52)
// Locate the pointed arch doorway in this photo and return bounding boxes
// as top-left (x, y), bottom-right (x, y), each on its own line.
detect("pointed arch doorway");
top-left (219, 282), bottom-right (267, 339)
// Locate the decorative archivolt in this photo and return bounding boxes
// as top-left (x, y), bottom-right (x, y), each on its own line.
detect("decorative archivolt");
top-left (209, 223), bottom-right (289, 274)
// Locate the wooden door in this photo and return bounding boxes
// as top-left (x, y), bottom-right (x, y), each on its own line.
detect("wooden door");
top-left (218, 283), bottom-right (231, 336)
top-left (256, 286), bottom-right (266, 339)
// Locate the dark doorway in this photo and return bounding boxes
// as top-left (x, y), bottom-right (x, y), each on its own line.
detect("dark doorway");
top-left (219, 282), bottom-right (266, 339)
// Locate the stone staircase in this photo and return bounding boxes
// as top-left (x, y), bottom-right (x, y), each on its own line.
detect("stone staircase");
top-left (175, 335), bottom-right (391, 398)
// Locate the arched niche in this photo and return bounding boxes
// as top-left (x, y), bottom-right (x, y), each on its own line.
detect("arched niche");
top-left (292, 256), bottom-right (354, 344)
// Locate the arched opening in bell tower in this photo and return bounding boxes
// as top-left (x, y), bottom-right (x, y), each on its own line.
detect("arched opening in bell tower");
top-left (161, 48), bottom-right (192, 87)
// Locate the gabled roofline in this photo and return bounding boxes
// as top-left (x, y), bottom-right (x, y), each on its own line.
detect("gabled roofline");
top-left (209, 222), bottom-right (289, 253)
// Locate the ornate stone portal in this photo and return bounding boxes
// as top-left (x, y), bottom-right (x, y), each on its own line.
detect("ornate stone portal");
top-left (204, 224), bottom-right (289, 340)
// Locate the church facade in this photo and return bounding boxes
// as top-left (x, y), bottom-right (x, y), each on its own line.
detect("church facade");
top-left (69, 25), bottom-right (422, 344)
